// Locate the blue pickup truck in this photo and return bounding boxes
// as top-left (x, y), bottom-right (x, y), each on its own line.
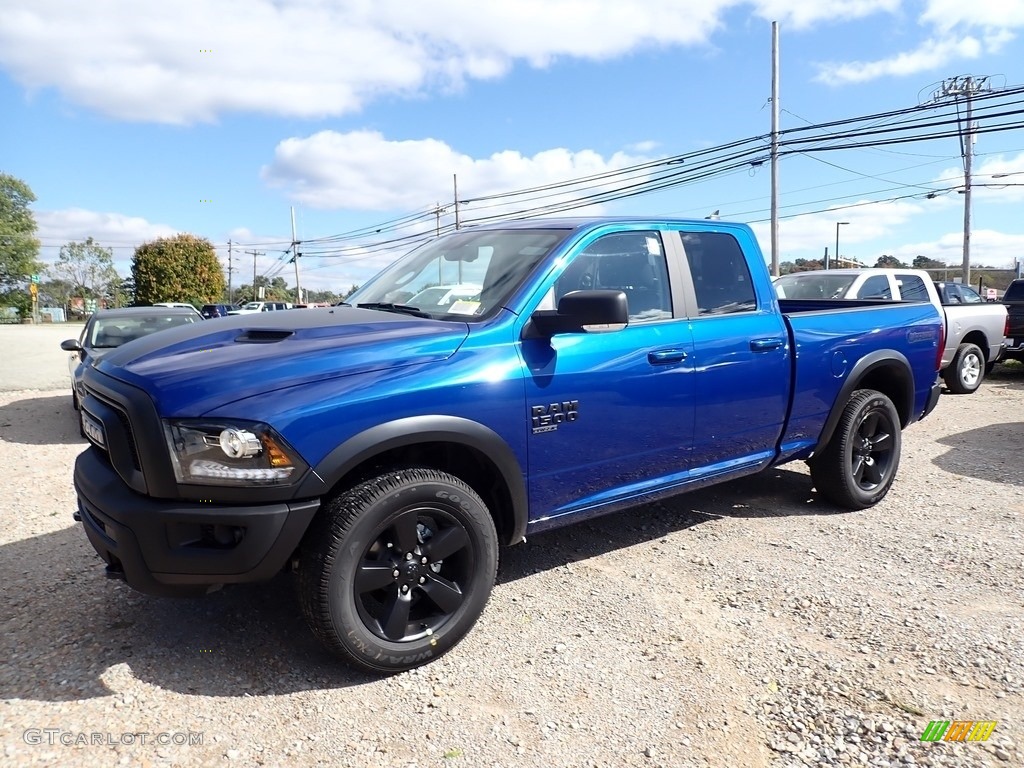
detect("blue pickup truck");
top-left (73, 218), bottom-right (943, 672)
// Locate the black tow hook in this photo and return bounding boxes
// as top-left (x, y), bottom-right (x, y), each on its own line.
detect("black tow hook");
top-left (73, 510), bottom-right (82, 522)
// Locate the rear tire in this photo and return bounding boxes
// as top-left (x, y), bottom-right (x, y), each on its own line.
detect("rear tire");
top-left (810, 389), bottom-right (901, 510)
top-left (943, 342), bottom-right (984, 394)
top-left (298, 468), bottom-right (498, 674)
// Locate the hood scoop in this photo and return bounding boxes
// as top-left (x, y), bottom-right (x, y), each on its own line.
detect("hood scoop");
top-left (235, 329), bottom-right (295, 344)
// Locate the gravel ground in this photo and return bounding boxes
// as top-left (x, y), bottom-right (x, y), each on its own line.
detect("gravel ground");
top-left (0, 326), bottom-right (1021, 767)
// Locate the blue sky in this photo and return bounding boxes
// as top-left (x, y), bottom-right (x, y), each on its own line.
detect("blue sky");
top-left (2, 0), bottom-right (1024, 294)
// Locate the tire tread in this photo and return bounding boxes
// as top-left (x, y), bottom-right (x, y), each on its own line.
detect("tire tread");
top-left (810, 389), bottom-right (901, 510)
top-left (297, 468), bottom-right (496, 673)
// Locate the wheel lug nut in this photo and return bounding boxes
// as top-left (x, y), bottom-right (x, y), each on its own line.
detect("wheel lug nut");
top-left (419, 576), bottom-right (426, 584)
top-left (406, 552), bottom-right (413, 561)
top-left (401, 585), bottom-right (409, 593)
top-left (392, 569), bottom-right (400, 578)
top-left (421, 556), bottom-right (428, 564)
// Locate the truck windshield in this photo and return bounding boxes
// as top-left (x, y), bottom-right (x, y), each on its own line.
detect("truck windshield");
top-left (775, 274), bottom-right (858, 300)
top-left (348, 229), bottom-right (570, 320)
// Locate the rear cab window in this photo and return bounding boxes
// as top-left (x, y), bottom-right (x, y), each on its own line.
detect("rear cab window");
top-left (857, 274), bottom-right (892, 299)
top-left (894, 274), bottom-right (929, 301)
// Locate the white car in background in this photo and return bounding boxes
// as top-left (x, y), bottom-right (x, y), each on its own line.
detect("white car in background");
top-left (228, 301), bottom-right (293, 315)
top-left (152, 302), bottom-right (202, 320)
top-left (774, 268), bottom-right (1006, 394)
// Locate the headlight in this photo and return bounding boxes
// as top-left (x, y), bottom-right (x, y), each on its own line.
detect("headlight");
top-left (164, 420), bottom-right (308, 486)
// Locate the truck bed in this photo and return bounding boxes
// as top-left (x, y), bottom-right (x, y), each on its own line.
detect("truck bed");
top-left (775, 298), bottom-right (942, 463)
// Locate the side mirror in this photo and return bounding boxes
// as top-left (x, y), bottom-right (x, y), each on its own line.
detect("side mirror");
top-left (60, 339), bottom-right (82, 352)
top-left (527, 290), bottom-right (629, 337)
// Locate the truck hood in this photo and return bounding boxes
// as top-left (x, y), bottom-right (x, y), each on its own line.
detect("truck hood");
top-left (94, 307), bottom-right (470, 415)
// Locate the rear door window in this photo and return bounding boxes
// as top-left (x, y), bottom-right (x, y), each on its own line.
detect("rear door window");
top-left (680, 232), bottom-right (756, 315)
top-left (958, 286), bottom-right (984, 304)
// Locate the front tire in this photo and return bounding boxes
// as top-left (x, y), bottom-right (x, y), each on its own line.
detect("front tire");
top-left (810, 389), bottom-right (901, 510)
top-left (943, 342), bottom-right (985, 394)
top-left (298, 468), bottom-right (498, 674)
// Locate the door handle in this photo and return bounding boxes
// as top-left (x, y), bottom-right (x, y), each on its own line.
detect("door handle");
top-left (648, 349), bottom-right (687, 365)
top-left (750, 338), bottom-right (784, 352)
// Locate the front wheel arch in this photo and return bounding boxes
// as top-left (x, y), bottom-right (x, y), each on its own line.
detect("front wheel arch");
top-left (299, 416), bottom-right (528, 547)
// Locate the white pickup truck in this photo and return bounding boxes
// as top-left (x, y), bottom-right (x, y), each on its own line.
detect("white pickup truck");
top-left (774, 268), bottom-right (1006, 394)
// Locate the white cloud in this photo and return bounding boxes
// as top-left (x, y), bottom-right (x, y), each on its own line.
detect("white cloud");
top-left (750, 199), bottom-right (923, 257)
top-left (815, 36), bottom-right (982, 85)
top-left (815, 0), bottom-right (1024, 86)
top-left (933, 151), bottom-right (1024, 202)
top-left (261, 129), bottom-right (653, 214)
top-left (921, 0), bottom-right (1024, 32)
top-left (35, 208), bottom-right (178, 274)
top-left (0, 0), bottom-right (731, 124)
top-left (890, 229), bottom-right (1024, 268)
top-left (0, 0), bottom-right (906, 124)
top-left (751, 0), bottom-right (900, 30)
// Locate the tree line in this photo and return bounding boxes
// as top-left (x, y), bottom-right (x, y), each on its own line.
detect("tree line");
top-left (0, 172), bottom-right (352, 318)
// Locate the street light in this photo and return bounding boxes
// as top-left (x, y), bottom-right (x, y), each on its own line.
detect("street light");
top-left (832, 221), bottom-right (849, 270)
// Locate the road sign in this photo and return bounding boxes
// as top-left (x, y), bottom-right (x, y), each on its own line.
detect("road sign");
top-left (30, 274), bottom-right (39, 284)
top-left (29, 283), bottom-right (38, 296)
top-left (987, 288), bottom-right (997, 300)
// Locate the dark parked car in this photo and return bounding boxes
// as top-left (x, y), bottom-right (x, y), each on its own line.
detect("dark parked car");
top-left (201, 303), bottom-right (234, 318)
top-left (60, 307), bottom-right (202, 414)
top-left (1001, 279), bottom-right (1024, 362)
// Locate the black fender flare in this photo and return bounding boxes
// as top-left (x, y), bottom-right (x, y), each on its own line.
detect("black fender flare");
top-left (297, 416), bottom-right (528, 546)
top-left (813, 350), bottom-right (914, 454)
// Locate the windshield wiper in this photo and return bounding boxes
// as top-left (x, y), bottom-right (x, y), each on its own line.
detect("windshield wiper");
top-left (356, 302), bottom-right (432, 318)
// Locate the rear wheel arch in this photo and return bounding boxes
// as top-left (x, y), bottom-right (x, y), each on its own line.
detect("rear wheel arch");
top-left (814, 351), bottom-right (914, 454)
top-left (960, 329), bottom-right (993, 359)
top-left (300, 416), bottom-right (527, 546)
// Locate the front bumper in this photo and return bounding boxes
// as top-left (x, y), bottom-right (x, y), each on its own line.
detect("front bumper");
top-left (74, 448), bottom-right (319, 597)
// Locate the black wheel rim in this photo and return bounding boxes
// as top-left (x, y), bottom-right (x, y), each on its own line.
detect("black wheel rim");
top-left (850, 408), bottom-right (895, 491)
top-left (354, 506), bottom-right (475, 643)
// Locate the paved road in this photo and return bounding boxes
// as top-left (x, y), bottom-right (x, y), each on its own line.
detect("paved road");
top-left (0, 324), bottom-right (85, 392)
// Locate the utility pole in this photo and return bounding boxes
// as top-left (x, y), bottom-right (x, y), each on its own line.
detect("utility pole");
top-left (245, 250), bottom-right (264, 301)
top-left (932, 75), bottom-right (992, 284)
top-left (227, 239), bottom-right (233, 304)
top-left (769, 21), bottom-right (780, 277)
top-left (834, 221), bottom-right (849, 270)
top-left (434, 202), bottom-right (444, 236)
top-left (453, 174), bottom-right (461, 230)
top-left (290, 206), bottom-right (302, 304)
